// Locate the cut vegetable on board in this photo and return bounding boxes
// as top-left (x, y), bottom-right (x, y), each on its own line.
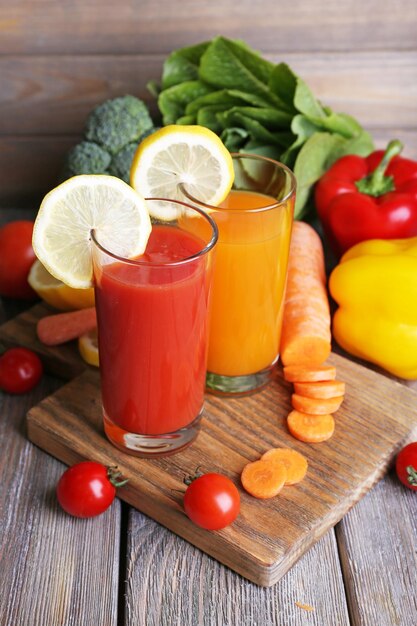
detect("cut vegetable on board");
top-left (260, 448), bottom-right (308, 485)
top-left (279, 221), bottom-right (331, 368)
top-left (37, 308), bottom-right (97, 346)
top-left (241, 446), bottom-right (308, 497)
top-left (287, 411), bottom-right (335, 444)
top-left (283, 365), bottom-right (337, 383)
top-left (241, 459), bottom-right (287, 499)
top-left (293, 380), bottom-right (346, 399)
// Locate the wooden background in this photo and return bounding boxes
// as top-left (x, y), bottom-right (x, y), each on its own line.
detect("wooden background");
top-left (1, 0), bottom-right (417, 207)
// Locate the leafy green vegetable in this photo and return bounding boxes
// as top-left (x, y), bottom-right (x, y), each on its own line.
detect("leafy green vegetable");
top-left (151, 36), bottom-right (374, 218)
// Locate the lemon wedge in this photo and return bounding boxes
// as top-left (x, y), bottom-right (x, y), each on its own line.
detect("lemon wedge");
top-left (130, 125), bottom-right (234, 218)
top-left (33, 175), bottom-right (151, 289)
top-left (78, 328), bottom-right (99, 367)
top-left (28, 259), bottom-right (95, 311)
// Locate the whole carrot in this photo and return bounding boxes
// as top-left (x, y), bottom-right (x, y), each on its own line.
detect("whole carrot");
top-left (280, 222), bottom-right (331, 367)
top-left (37, 307), bottom-right (97, 346)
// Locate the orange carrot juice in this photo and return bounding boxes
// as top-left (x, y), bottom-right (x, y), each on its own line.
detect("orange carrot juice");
top-left (208, 189), bottom-right (293, 379)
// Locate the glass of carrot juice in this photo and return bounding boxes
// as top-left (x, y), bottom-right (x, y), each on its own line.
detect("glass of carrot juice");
top-left (91, 198), bottom-right (218, 456)
top-left (184, 153), bottom-right (296, 395)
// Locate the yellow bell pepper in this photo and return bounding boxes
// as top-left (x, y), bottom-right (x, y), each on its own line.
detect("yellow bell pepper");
top-left (329, 237), bottom-right (417, 379)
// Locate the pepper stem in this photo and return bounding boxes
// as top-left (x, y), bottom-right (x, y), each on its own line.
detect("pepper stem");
top-left (355, 139), bottom-right (403, 197)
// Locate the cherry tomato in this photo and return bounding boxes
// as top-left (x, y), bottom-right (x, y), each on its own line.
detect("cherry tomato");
top-left (56, 462), bottom-right (128, 518)
top-left (0, 347), bottom-right (43, 394)
top-left (395, 442), bottom-right (417, 491)
top-left (183, 471), bottom-right (240, 530)
top-left (0, 220), bottom-right (37, 299)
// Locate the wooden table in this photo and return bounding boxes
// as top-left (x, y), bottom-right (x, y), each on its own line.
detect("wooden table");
top-left (1, 210), bottom-right (416, 626)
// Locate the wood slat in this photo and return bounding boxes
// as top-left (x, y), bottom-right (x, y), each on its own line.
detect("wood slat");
top-left (0, 136), bottom-right (78, 205)
top-left (0, 377), bottom-right (121, 626)
top-left (1, 51), bottom-right (416, 135)
top-left (123, 511), bottom-right (350, 625)
top-left (2, 129), bottom-right (417, 206)
top-left (337, 475), bottom-right (417, 626)
top-left (1, 0), bottom-right (416, 54)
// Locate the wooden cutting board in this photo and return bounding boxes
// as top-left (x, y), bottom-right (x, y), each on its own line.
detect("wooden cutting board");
top-left (2, 304), bottom-right (417, 586)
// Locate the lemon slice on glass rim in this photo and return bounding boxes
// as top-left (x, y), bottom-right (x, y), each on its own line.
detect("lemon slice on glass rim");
top-left (130, 125), bottom-right (234, 219)
top-left (32, 175), bottom-right (152, 289)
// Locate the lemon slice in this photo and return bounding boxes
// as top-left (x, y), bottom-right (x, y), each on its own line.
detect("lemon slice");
top-left (78, 328), bottom-right (99, 367)
top-left (28, 259), bottom-right (95, 311)
top-left (130, 125), bottom-right (234, 218)
top-left (33, 175), bottom-right (152, 289)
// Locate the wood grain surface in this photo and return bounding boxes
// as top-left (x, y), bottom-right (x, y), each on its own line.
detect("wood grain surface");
top-left (337, 477), bottom-right (417, 625)
top-left (1, 0), bottom-right (416, 54)
top-left (124, 510), bottom-right (351, 626)
top-left (24, 350), bottom-right (417, 586)
top-left (1, 52), bottom-right (416, 135)
top-left (0, 374), bottom-right (121, 626)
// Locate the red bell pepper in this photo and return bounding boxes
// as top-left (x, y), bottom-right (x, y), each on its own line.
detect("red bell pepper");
top-left (314, 140), bottom-right (417, 256)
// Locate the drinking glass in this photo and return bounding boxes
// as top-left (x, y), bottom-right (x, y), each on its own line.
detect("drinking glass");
top-left (183, 153), bottom-right (295, 395)
top-left (91, 198), bottom-right (218, 456)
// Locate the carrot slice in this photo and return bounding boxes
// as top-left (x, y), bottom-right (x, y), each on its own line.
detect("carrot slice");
top-left (37, 307), bottom-right (97, 346)
top-left (261, 448), bottom-right (308, 485)
top-left (293, 380), bottom-right (345, 399)
top-left (287, 411), bottom-right (335, 443)
top-left (241, 460), bottom-right (287, 499)
top-left (280, 222), bottom-right (331, 367)
top-left (283, 365), bottom-right (337, 383)
top-left (291, 393), bottom-right (344, 415)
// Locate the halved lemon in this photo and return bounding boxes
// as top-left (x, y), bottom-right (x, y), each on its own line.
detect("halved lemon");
top-left (33, 175), bottom-right (152, 289)
top-left (28, 259), bottom-right (95, 311)
top-left (78, 328), bottom-right (99, 367)
top-left (130, 125), bottom-right (234, 218)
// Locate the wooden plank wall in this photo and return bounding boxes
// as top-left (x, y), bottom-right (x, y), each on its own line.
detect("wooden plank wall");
top-left (1, 0), bottom-right (417, 206)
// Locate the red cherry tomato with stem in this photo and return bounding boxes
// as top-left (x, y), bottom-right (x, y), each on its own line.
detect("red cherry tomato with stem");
top-left (183, 470), bottom-right (240, 530)
top-left (56, 462), bottom-right (128, 518)
top-left (0, 220), bottom-right (37, 299)
top-left (395, 442), bottom-right (417, 491)
top-left (0, 347), bottom-right (43, 394)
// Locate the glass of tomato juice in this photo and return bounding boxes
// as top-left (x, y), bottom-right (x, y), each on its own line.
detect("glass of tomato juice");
top-left (183, 153), bottom-right (296, 395)
top-left (91, 198), bottom-right (218, 456)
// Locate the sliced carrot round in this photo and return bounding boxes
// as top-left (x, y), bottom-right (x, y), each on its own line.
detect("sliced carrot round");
top-left (291, 393), bottom-right (344, 415)
top-left (287, 410), bottom-right (335, 443)
top-left (293, 380), bottom-right (345, 399)
top-left (241, 460), bottom-right (287, 499)
top-left (283, 364), bottom-right (337, 383)
top-left (261, 448), bottom-right (308, 485)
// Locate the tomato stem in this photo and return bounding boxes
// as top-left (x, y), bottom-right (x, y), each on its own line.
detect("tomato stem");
top-left (107, 466), bottom-right (129, 488)
top-left (184, 466), bottom-right (204, 486)
top-left (406, 464), bottom-right (417, 487)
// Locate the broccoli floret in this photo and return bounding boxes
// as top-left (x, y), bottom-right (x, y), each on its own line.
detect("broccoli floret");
top-left (108, 142), bottom-right (137, 183)
top-left (64, 141), bottom-right (111, 176)
top-left (108, 127), bottom-right (160, 182)
top-left (85, 95), bottom-right (154, 155)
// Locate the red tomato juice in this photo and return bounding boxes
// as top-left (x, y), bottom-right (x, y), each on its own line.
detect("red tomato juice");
top-left (93, 225), bottom-right (210, 436)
